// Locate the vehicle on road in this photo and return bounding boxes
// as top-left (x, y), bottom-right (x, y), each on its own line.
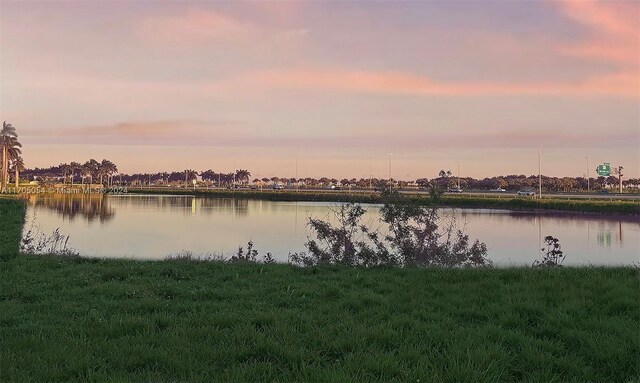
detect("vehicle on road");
top-left (447, 188), bottom-right (463, 193)
top-left (517, 189), bottom-right (535, 196)
top-left (597, 189), bottom-right (610, 194)
top-left (273, 184), bottom-right (284, 190)
top-left (490, 188), bottom-right (506, 192)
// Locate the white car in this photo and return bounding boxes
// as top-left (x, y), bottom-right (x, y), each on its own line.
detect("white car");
top-left (517, 190), bottom-right (535, 196)
top-left (490, 188), bottom-right (506, 192)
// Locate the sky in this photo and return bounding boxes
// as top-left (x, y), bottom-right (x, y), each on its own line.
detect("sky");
top-left (1, 0), bottom-right (638, 180)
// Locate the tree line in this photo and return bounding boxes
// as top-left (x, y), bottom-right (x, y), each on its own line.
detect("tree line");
top-left (20, 164), bottom-right (640, 192)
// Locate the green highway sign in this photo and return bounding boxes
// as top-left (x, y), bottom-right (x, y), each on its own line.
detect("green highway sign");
top-left (596, 163), bottom-right (610, 177)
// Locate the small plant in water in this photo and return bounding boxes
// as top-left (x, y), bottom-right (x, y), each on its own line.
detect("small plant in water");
top-left (534, 236), bottom-right (565, 267)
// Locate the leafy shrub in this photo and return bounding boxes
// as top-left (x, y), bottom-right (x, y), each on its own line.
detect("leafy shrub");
top-left (534, 236), bottom-right (565, 267)
top-left (290, 192), bottom-right (491, 268)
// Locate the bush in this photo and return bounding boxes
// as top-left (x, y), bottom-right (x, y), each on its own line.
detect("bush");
top-left (533, 236), bottom-right (565, 267)
top-left (290, 192), bottom-right (491, 267)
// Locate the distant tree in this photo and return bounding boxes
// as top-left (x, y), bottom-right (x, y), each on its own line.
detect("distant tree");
top-left (438, 169), bottom-right (452, 179)
top-left (235, 169), bottom-right (251, 184)
top-left (416, 178), bottom-right (430, 187)
top-left (99, 159), bottom-right (118, 186)
top-left (12, 156), bottom-right (25, 187)
top-left (60, 163), bottom-right (72, 184)
top-left (1, 121), bottom-right (22, 189)
top-left (184, 169), bottom-right (198, 183)
top-left (71, 162), bottom-right (83, 185)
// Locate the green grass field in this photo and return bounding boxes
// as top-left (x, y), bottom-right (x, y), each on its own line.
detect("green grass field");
top-left (0, 197), bottom-right (26, 260)
top-left (1, 198), bottom-right (639, 382)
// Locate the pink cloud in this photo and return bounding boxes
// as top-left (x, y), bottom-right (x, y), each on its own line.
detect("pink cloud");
top-left (137, 9), bottom-right (258, 44)
top-left (136, 8), bottom-right (308, 46)
top-left (239, 68), bottom-right (638, 98)
top-left (22, 120), bottom-right (637, 150)
top-left (553, 0), bottom-right (639, 66)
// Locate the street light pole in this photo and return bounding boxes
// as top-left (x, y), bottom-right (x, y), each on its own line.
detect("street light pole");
top-left (388, 153), bottom-right (392, 189)
top-left (618, 166), bottom-right (624, 194)
top-left (457, 160), bottom-right (460, 189)
top-left (586, 157), bottom-right (590, 193)
top-left (538, 146), bottom-right (542, 199)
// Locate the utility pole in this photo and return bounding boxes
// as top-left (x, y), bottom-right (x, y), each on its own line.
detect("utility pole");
top-left (618, 166), bottom-right (624, 193)
top-left (457, 160), bottom-right (460, 189)
top-left (388, 153), bottom-right (392, 189)
top-left (586, 157), bottom-right (590, 193)
top-left (538, 146), bottom-right (542, 199)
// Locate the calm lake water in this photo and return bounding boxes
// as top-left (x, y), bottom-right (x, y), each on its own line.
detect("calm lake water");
top-left (23, 194), bottom-right (640, 266)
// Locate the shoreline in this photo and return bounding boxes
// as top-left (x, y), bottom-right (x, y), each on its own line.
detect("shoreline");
top-left (7, 188), bottom-right (639, 215)
top-left (123, 188), bottom-right (640, 215)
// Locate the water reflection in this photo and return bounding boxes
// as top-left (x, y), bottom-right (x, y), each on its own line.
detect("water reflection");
top-left (23, 195), bottom-right (640, 265)
top-left (27, 193), bottom-right (115, 223)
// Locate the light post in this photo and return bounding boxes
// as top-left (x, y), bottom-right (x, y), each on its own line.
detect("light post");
top-left (586, 157), bottom-right (590, 193)
top-left (388, 153), bottom-right (392, 189)
top-left (538, 146), bottom-right (542, 199)
top-left (618, 166), bottom-right (624, 193)
top-left (456, 160), bottom-right (460, 189)
top-left (192, 178), bottom-right (197, 191)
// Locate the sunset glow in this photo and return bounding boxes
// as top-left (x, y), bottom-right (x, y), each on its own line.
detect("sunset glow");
top-left (1, 0), bottom-right (638, 178)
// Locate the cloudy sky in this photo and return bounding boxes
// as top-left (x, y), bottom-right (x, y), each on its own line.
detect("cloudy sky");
top-left (1, 0), bottom-right (638, 179)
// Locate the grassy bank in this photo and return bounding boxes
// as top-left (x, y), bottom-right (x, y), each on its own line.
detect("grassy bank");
top-left (0, 197), bottom-right (25, 260)
top-left (128, 188), bottom-right (640, 214)
top-left (1, 198), bottom-right (639, 382)
top-left (1, 257), bottom-right (639, 382)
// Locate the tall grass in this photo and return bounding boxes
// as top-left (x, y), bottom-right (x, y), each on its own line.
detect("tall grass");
top-left (0, 197), bottom-right (25, 260)
top-left (0, 257), bottom-right (638, 382)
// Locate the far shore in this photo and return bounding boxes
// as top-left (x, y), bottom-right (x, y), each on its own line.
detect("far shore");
top-left (4, 186), bottom-right (639, 215)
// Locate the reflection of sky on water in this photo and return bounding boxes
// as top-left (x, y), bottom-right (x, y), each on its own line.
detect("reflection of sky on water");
top-left (24, 195), bottom-right (640, 266)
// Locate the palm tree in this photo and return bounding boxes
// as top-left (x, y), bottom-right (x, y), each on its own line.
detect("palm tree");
top-left (184, 169), bottom-right (198, 183)
top-left (84, 159), bottom-right (100, 184)
top-left (1, 121), bottom-right (22, 189)
top-left (12, 156), bottom-right (25, 187)
top-left (97, 160), bottom-right (109, 186)
top-left (100, 159), bottom-right (118, 186)
top-left (81, 164), bottom-right (93, 185)
top-left (235, 169), bottom-right (251, 185)
top-left (60, 163), bottom-right (71, 185)
top-left (68, 162), bottom-right (82, 185)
